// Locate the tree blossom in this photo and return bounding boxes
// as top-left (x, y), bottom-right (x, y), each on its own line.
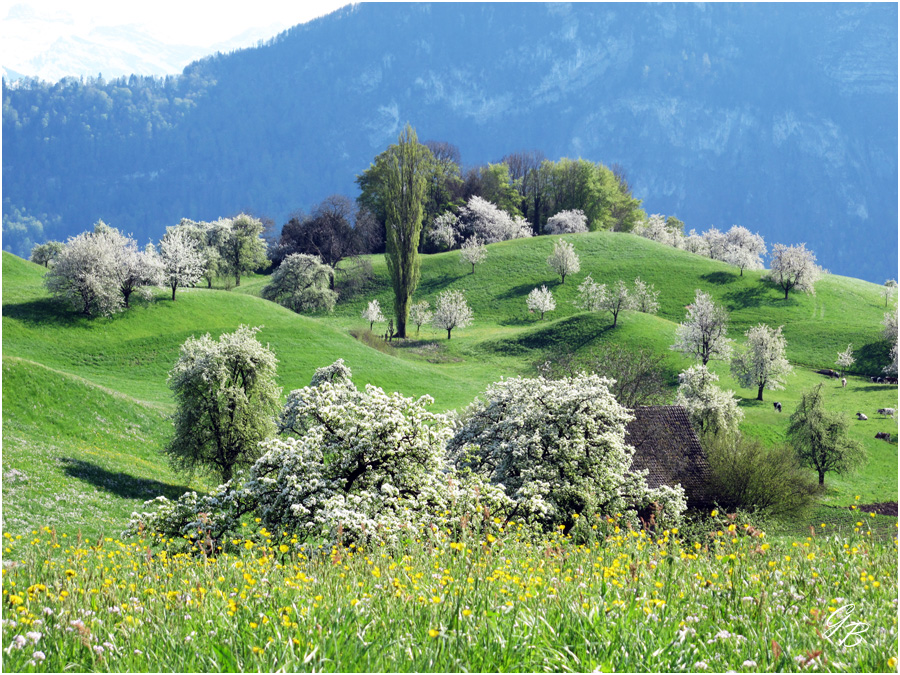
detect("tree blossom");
top-left (544, 209), bottom-right (587, 235)
top-left (159, 226), bottom-right (206, 301)
top-left (459, 236), bottom-right (487, 274)
top-left (457, 196), bottom-right (532, 244)
top-left (431, 289), bottom-right (472, 339)
top-left (767, 243), bottom-right (824, 299)
top-left (546, 239), bottom-right (580, 283)
top-left (428, 211), bottom-right (459, 250)
top-left (408, 300), bottom-right (433, 336)
top-left (883, 308), bottom-right (898, 344)
top-left (835, 343), bottom-right (855, 378)
top-left (29, 240), bottom-right (64, 267)
top-left (671, 289), bottom-right (733, 365)
top-left (730, 323), bottom-right (793, 401)
top-left (722, 225), bottom-right (766, 275)
top-left (881, 279), bottom-right (897, 308)
top-left (575, 276), bottom-right (634, 327)
top-left (44, 223), bottom-right (125, 317)
top-left (526, 285), bottom-right (555, 320)
top-left (448, 374), bottom-right (687, 530)
top-left (702, 227), bottom-right (728, 261)
top-left (674, 364), bottom-right (743, 437)
top-left (361, 299), bottom-right (385, 331)
top-left (631, 277), bottom-right (660, 314)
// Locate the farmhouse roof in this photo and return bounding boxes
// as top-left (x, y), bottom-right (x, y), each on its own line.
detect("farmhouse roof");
top-left (625, 406), bottom-right (713, 508)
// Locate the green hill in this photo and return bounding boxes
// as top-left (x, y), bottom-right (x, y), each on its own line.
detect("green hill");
top-left (2, 233), bottom-right (896, 538)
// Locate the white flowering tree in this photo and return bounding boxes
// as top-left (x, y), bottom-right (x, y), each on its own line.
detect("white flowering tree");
top-left (632, 277), bottom-right (660, 314)
top-left (44, 223), bottom-right (124, 317)
top-left (428, 211), bottom-right (459, 251)
top-left (671, 289), bottom-right (734, 365)
top-left (165, 326), bottom-right (281, 483)
top-left (408, 300), bottom-right (433, 336)
top-left (545, 209), bottom-right (588, 235)
top-left (723, 225), bottom-right (766, 275)
top-left (767, 243), bottom-right (824, 299)
top-left (683, 229), bottom-right (709, 256)
top-left (835, 343), bottom-right (855, 378)
top-left (674, 364), bottom-right (744, 437)
top-left (575, 276), bottom-right (634, 327)
top-left (457, 196), bottom-right (532, 244)
top-left (361, 299), bottom-right (385, 331)
top-left (702, 227), bottom-right (728, 261)
top-left (883, 308), bottom-right (898, 343)
top-left (262, 253), bottom-right (337, 313)
top-left (884, 344), bottom-right (898, 377)
top-left (547, 239), bottom-right (580, 283)
top-left (432, 289), bottom-right (473, 339)
top-left (459, 235), bottom-right (487, 274)
top-left (448, 375), bottom-right (687, 531)
top-left (526, 285), bottom-right (556, 320)
top-left (30, 240), bottom-right (64, 267)
top-left (730, 323), bottom-right (793, 401)
top-left (635, 213), bottom-right (682, 248)
top-left (112, 236), bottom-right (163, 308)
top-left (160, 226), bottom-right (206, 301)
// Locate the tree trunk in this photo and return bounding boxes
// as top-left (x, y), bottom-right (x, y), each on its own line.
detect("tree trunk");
top-left (222, 464), bottom-right (233, 484)
top-left (171, 284), bottom-right (177, 301)
top-left (123, 290), bottom-right (131, 308)
top-left (471, 262), bottom-right (475, 274)
top-left (818, 469), bottom-right (825, 486)
top-left (757, 384), bottom-right (765, 401)
top-left (235, 273), bottom-right (241, 287)
top-left (396, 316), bottom-right (407, 339)
top-left (784, 287), bottom-right (790, 300)
top-left (447, 328), bottom-right (452, 339)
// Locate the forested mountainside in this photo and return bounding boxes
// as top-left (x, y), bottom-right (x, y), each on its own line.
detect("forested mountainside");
top-left (3, 3), bottom-right (896, 282)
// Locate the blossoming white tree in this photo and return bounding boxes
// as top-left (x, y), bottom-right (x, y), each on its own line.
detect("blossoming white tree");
top-left (723, 225), bottom-right (766, 275)
top-left (702, 227), bottom-right (728, 261)
top-left (262, 253), bottom-right (337, 313)
top-left (29, 240), bottom-right (64, 267)
top-left (767, 243), bottom-right (824, 299)
top-left (526, 285), bottom-right (556, 320)
top-left (575, 276), bottom-right (634, 327)
top-left (408, 300), bottom-right (433, 336)
top-left (730, 323), bottom-right (793, 401)
top-left (428, 211), bottom-right (459, 250)
top-left (671, 289), bottom-right (734, 365)
top-left (447, 375), bottom-right (687, 530)
top-left (883, 307), bottom-right (898, 343)
top-left (683, 229), bottom-right (709, 256)
top-left (547, 239), bottom-right (580, 284)
top-left (674, 364), bottom-right (743, 437)
top-left (165, 326), bottom-right (281, 483)
top-left (44, 222), bottom-right (125, 317)
top-left (361, 299), bottom-right (385, 331)
top-left (459, 235), bottom-right (487, 274)
top-left (631, 277), bottom-right (660, 314)
top-left (835, 343), bottom-right (855, 379)
top-left (432, 289), bottom-right (473, 339)
top-left (544, 209), bottom-right (588, 235)
top-left (457, 196), bottom-right (532, 244)
top-left (159, 226), bottom-right (206, 301)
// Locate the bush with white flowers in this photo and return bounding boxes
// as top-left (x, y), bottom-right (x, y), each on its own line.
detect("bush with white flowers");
top-left (447, 374), bottom-right (686, 531)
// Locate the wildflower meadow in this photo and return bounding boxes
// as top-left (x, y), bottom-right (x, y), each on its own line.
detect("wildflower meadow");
top-left (2, 511), bottom-right (896, 672)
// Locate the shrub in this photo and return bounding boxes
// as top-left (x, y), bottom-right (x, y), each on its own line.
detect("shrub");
top-left (703, 433), bottom-right (817, 517)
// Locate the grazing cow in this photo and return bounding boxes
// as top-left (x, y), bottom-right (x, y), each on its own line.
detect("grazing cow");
top-left (877, 408), bottom-right (896, 418)
top-left (856, 412), bottom-right (868, 421)
top-left (773, 401), bottom-right (782, 413)
top-left (841, 378), bottom-right (847, 388)
top-left (875, 432), bottom-right (892, 442)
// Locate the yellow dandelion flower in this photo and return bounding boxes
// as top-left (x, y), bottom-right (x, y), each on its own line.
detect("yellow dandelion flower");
top-left (428, 629), bottom-right (439, 638)
top-left (711, 509), bottom-right (718, 517)
top-left (462, 609), bottom-right (472, 617)
top-left (279, 545), bottom-right (289, 553)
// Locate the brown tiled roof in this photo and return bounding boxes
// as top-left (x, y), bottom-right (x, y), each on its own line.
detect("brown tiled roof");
top-left (625, 406), bottom-right (713, 508)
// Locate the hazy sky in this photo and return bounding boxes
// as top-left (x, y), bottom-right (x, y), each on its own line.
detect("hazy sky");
top-left (2, 0), bottom-right (351, 76)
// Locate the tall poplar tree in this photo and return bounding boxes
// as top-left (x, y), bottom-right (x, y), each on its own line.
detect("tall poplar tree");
top-left (375, 124), bottom-right (430, 337)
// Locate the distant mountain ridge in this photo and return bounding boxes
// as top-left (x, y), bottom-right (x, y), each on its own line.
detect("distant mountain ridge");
top-left (2, 2), bottom-right (897, 282)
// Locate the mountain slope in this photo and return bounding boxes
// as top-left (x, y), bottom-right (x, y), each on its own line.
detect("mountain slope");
top-left (2, 3), bottom-right (896, 282)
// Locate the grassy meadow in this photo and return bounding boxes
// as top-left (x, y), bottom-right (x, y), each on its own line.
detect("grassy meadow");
top-left (2, 231), bottom-right (898, 672)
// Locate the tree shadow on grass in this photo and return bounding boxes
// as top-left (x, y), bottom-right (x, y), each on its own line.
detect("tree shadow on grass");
top-left (414, 272), bottom-right (468, 296)
top-left (2, 298), bottom-right (92, 328)
top-left (496, 282), bottom-right (546, 301)
top-left (60, 458), bottom-right (195, 501)
top-left (700, 271), bottom-right (739, 285)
